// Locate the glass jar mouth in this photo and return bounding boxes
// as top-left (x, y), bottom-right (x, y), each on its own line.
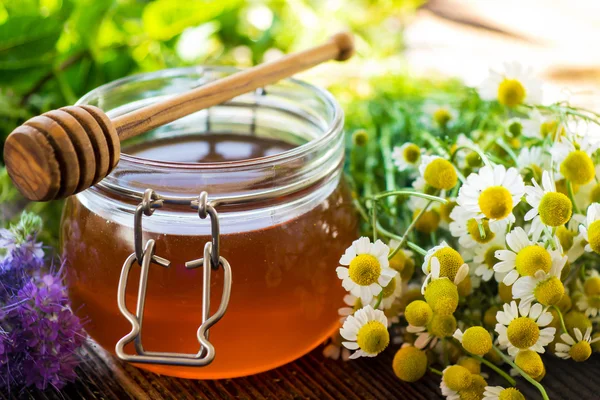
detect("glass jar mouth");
top-left (76, 66), bottom-right (344, 172)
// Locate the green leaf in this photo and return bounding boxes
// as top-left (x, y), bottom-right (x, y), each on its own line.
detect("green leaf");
top-left (0, 15), bottom-right (62, 62)
top-left (141, 0), bottom-right (240, 41)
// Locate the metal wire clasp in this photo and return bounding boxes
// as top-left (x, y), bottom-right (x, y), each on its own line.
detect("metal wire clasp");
top-left (115, 189), bottom-right (232, 367)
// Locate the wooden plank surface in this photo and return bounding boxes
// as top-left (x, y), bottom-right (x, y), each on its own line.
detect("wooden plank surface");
top-left (2, 339), bottom-right (598, 399)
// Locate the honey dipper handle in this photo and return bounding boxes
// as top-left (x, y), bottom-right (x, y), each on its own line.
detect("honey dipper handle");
top-left (113, 32), bottom-right (354, 141)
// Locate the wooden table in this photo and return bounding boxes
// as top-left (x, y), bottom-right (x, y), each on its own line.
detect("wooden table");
top-left (5, 339), bottom-right (598, 399)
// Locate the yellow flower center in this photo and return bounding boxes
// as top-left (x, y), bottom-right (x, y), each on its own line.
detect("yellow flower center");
top-left (534, 276), bottom-right (565, 306)
top-left (356, 320), bottom-right (390, 355)
top-left (515, 245), bottom-right (552, 276)
top-left (405, 300), bottom-right (433, 327)
top-left (352, 298), bottom-right (363, 313)
top-left (556, 226), bottom-right (575, 251)
top-left (443, 365), bottom-right (472, 391)
top-left (348, 254), bottom-right (381, 286)
top-left (424, 278), bottom-right (459, 315)
top-left (403, 143), bottom-right (421, 164)
top-left (478, 186), bottom-right (513, 220)
top-left (588, 295), bottom-right (600, 309)
top-left (466, 218), bottom-right (495, 244)
top-left (484, 246), bottom-right (503, 270)
top-left (497, 79), bottom-right (526, 107)
top-left (560, 150), bottom-right (595, 185)
top-left (461, 326), bottom-right (492, 356)
top-left (457, 274), bottom-right (472, 297)
top-left (499, 388), bottom-right (525, 400)
top-left (392, 346), bottom-right (428, 382)
top-left (507, 317), bottom-right (540, 349)
top-left (428, 313), bottom-right (457, 338)
top-left (540, 120), bottom-right (563, 139)
top-left (400, 258), bottom-right (416, 281)
top-left (439, 200), bottom-right (456, 223)
top-left (515, 350), bottom-right (544, 380)
top-left (433, 107), bottom-right (453, 127)
top-left (457, 357), bottom-right (481, 375)
top-left (428, 247), bottom-right (465, 282)
top-left (587, 220), bottom-right (600, 254)
top-left (569, 340), bottom-right (592, 362)
top-left (538, 192), bottom-right (572, 227)
top-left (424, 158), bottom-right (458, 190)
top-left (413, 208), bottom-right (441, 234)
top-left (381, 277), bottom-right (397, 298)
top-left (584, 276), bottom-right (600, 296)
top-left (458, 374), bottom-right (487, 400)
top-left (590, 184), bottom-right (600, 203)
top-left (565, 311), bottom-right (592, 336)
top-left (389, 249), bottom-right (409, 272)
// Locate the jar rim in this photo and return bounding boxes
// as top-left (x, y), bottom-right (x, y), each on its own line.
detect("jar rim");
top-left (76, 66), bottom-right (344, 172)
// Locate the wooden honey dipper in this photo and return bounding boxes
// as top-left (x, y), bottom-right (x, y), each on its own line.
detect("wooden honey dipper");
top-left (3, 32), bottom-right (354, 202)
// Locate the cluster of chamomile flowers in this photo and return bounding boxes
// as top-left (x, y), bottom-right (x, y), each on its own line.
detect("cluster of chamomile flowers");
top-left (327, 62), bottom-right (600, 399)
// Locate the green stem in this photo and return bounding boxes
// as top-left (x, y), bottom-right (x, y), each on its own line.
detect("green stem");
top-left (376, 223), bottom-right (428, 256)
top-left (388, 200), bottom-right (434, 260)
top-left (407, 241), bottom-right (427, 256)
top-left (380, 126), bottom-right (397, 216)
top-left (551, 305), bottom-right (568, 334)
top-left (373, 291), bottom-right (384, 309)
top-left (451, 145), bottom-right (491, 167)
top-left (371, 190), bottom-right (448, 204)
top-left (567, 180), bottom-right (580, 214)
top-left (371, 199), bottom-right (378, 241)
top-left (493, 346), bottom-right (550, 400)
top-left (495, 139), bottom-right (519, 166)
top-left (471, 354), bottom-right (516, 387)
top-left (429, 367), bottom-right (443, 376)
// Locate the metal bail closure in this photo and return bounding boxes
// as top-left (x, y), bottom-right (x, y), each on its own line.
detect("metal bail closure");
top-left (115, 189), bottom-right (232, 366)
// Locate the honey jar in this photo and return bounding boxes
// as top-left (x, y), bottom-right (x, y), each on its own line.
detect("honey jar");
top-left (59, 67), bottom-right (358, 379)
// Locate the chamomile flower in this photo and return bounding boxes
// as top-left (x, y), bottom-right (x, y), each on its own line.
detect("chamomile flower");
top-left (337, 237), bottom-right (396, 304)
top-left (576, 270), bottom-right (600, 317)
top-left (483, 386), bottom-right (525, 400)
top-left (392, 143), bottom-right (422, 171)
top-left (495, 301), bottom-right (555, 356)
top-left (522, 109), bottom-right (564, 140)
top-left (579, 203), bottom-right (600, 254)
top-left (419, 155), bottom-right (458, 191)
top-left (453, 326), bottom-right (492, 356)
top-left (551, 135), bottom-right (600, 185)
top-left (449, 205), bottom-right (509, 249)
top-left (421, 242), bottom-right (469, 292)
top-left (514, 350), bottom-right (545, 381)
top-left (410, 313), bottom-right (457, 349)
top-left (392, 344), bottom-right (428, 382)
top-left (517, 146), bottom-right (549, 183)
top-left (494, 227), bottom-right (560, 286)
top-left (472, 237), bottom-right (507, 282)
top-left (555, 327), bottom-right (600, 362)
top-left (479, 62), bottom-right (543, 107)
top-left (424, 104), bottom-right (458, 129)
top-left (340, 305), bottom-right (389, 359)
top-left (524, 171), bottom-right (573, 241)
top-left (440, 365), bottom-right (472, 399)
top-left (375, 272), bottom-right (403, 310)
top-left (511, 248), bottom-right (567, 307)
top-left (457, 165), bottom-right (524, 226)
top-left (405, 300), bottom-right (433, 327)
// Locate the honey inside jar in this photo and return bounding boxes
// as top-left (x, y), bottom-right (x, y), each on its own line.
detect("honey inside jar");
top-left (60, 67), bottom-right (358, 379)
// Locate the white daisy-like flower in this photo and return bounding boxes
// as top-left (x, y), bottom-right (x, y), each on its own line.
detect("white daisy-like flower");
top-left (423, 103), bottom-right (458, 129)
top-left (472, 236), bottom-right (507, 283)
top-left (483, 386), bottom-right (525, 400)
top-left (373, 272), bottom-right (403, 310)
top-left (579, 203), bottom-right (600, 255)
top-left (575, 270), bottom-right (600, 317)
top-left (392, 142), bottom-right (422, 171)
top-left (495, 301), bottom-right (555, 357)
top-left (494, 227), bottom-right (562, 286)
top-left (418, 155), bottom-right (458, 191)
top-left (421, 242), bottom-right (469, 293)
top-left (524, 171), bottom-right (573, 241)
top-left (516, 146), bottom-right (549, 178)
top-left (337, 237), bottom-right (396, 304)
top-left (555, 327), bottom-right (600, 362)
top-left (449, 205), bottom-right (509, 249)
top-left (511, 248), bottom-right (566, 308)
top-left (340, 305), bottom-right (389, 359)
top-left (521, 109), bottom-right (563, 140)
top-left (457, 164), bottom-right (524, 227)
top-left (479, 62), bottom-right (543, 107)
top-left (551, 135), bottom-right (600, 185)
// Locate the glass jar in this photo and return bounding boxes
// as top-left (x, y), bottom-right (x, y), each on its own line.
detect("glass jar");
top-left (60, 67), bottom-right (358, 379)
